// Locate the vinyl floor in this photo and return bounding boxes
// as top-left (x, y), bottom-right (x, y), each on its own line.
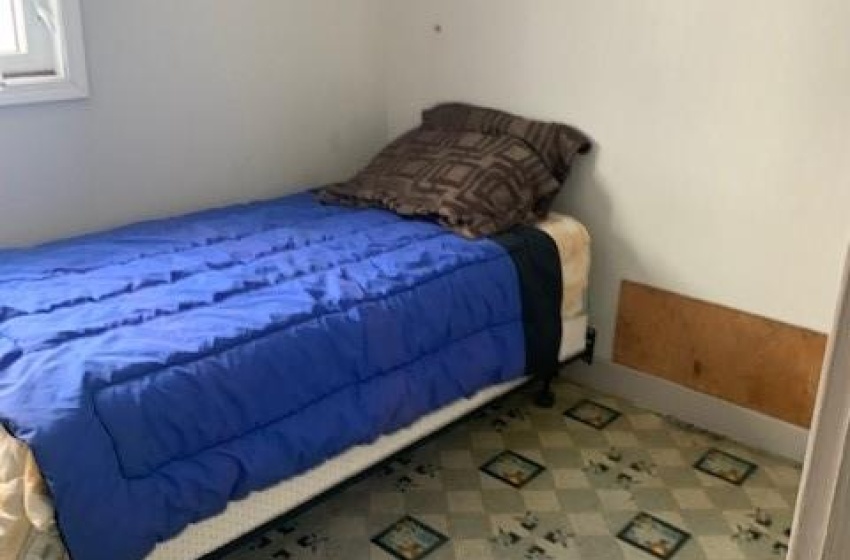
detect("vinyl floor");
top-left (222, 378), bottom-right (801, 560)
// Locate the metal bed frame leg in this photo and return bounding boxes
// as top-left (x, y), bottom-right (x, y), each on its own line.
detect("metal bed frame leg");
top-left (534, 372), bottom-right (557, 408)
top-left (583, 327), bottom-right (597, 365)
top-left (535, 326), bottom-right (597, 409)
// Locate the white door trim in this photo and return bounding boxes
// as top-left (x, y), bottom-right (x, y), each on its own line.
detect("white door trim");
top-left (788, 247), bottom-right (850, 560)
top-left (562, 360), bottom-right (808, 462)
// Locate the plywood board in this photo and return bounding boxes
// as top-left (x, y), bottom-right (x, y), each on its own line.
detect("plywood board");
top-left (614, 281), bottom-right (827, 427)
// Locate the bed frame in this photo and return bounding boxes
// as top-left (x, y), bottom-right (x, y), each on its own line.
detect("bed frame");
top-left (146, 319), bottom-right (595, 560)
top-left (536, 325), bottom-right (597, 408)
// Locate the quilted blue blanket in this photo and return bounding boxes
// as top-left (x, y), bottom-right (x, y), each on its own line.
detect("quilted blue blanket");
top-left (0, 193), bottom-right (525, 560)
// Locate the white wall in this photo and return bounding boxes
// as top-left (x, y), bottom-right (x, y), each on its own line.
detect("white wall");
top-left (384, 0), bottom-right (850, 358)
top-left (0, 0), bottom-right (387, 247)
top-left (3, 0), bottom-right (848, 360)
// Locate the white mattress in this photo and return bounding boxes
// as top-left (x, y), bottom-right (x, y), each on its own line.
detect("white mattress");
top-left (0, 214), bottom-right (591, 560)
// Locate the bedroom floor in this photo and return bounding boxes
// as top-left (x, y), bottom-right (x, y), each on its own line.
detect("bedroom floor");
top-left (221, 379), bottom-right (801, 560)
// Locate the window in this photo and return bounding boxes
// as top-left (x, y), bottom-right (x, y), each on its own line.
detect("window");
top-left (0, 1), bottom-right (23, 55)
top-left (0, 0), bottom-right (88, 107)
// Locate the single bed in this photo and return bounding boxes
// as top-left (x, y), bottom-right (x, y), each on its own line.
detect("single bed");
top-left (0, 192), bottom-right (591, 560)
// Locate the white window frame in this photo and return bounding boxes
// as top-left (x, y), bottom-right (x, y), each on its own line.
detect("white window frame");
top-left (0, 0), bottom-right (88, 107)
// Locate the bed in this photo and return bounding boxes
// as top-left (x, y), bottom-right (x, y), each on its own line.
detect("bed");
top-left (0, 191), bottom-right (591, 560)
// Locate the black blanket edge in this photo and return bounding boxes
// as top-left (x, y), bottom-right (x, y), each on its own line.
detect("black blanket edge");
top-left (490, 225), bottom-right (563, 379)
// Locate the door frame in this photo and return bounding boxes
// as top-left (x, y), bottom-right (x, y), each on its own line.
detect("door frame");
top-left (789, 247), bottom-right (850, 559)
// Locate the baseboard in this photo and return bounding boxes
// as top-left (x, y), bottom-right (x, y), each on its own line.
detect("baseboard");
top-left (562, 359), bottom-right (809, 463)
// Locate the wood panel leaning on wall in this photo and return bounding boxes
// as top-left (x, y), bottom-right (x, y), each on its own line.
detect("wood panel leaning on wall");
top-left (614, 281), bottom-right (827, 428)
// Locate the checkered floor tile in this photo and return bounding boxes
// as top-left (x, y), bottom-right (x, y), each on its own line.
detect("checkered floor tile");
top-left (221, 379), bottom-right (801, 560)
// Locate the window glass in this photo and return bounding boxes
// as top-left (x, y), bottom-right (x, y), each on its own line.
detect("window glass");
top-left (0, 0), bottom-right (22, 55)
top-left (0, 0), bottom-right (88, 107)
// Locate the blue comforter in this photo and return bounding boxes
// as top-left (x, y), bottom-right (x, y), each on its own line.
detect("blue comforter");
top-left (0, 192), bottom-right (525, 560)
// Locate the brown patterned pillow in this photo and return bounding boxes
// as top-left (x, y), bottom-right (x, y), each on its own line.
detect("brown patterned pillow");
top-left (317, 127), bottom-right (562, 238)
top-left (422, 103), bottom-right (591, 186)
